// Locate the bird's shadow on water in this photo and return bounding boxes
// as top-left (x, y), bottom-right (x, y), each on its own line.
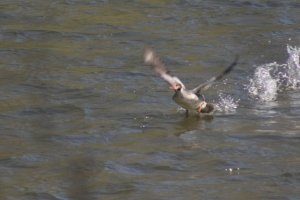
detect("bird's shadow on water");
top-left (174, 114), bottom-right (214, 136)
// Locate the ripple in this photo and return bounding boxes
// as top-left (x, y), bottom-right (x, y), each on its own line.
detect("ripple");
top-left (23, 192), bottom-right (63, 200)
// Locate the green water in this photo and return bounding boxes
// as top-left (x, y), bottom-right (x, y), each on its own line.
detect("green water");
top-left (0, 1), bottom-right (300, 199)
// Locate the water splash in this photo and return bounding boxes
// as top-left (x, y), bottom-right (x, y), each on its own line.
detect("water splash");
top-left (215, 93), bottom-right (240, 113)
top-left (248, 63), bottom-right (278, 101)
top-left (247, 45), bottom-right (300, 101)
top-left (285, 45), bottom-right (300, 88)
top-left (175, 93), bottom-right (239, 114)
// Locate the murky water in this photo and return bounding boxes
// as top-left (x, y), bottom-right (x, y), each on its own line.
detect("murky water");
top-left (1, 0), bottom-right (300, 199)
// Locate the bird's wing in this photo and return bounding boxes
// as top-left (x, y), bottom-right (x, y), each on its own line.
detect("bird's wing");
top-left (144, 48), bottom-right (185, 88)
top-left (192, 55), bottom-right (239, 96)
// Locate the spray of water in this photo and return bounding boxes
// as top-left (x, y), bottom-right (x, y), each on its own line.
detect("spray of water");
top-left (247, 45), bottom-right (300, 102)
top-left (286, 45), bottom-right (300, 88)
top-left (248, 63), bottom-right (278, 101)
top-left (215, 93), bottom-right (240, 113)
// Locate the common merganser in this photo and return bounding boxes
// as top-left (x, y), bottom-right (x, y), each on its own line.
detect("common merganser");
top-left (144, 48), bottom-right (238, 116)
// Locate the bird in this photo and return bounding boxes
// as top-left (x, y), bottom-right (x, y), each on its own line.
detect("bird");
top-left (144, 48), bottom-right (238, 116)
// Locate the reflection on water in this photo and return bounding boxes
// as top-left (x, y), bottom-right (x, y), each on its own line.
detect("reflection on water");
top-left (1, 0), bottom-right (300, 199)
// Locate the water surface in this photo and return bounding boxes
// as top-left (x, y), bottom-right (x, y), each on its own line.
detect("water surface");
top-left (1, 0), bottom-right (300, 199)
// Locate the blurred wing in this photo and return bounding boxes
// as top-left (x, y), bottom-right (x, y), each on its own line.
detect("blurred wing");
top-left (192, 55), bottom-right (239, 96)
top-left (144, 48), bottom-right (185, 87)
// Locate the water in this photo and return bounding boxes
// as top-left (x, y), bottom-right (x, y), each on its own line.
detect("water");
top-left (248, 45), bottom-right (300, 101)
top-left (1, 0), bottom-right (300, 199)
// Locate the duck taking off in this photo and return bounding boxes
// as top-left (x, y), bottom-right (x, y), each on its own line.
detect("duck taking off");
top-left (144, 48), bottom-right (238, 116)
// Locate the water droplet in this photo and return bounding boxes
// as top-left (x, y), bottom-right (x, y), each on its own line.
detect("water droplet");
top-left (247, 45), bottom-right (300, 101)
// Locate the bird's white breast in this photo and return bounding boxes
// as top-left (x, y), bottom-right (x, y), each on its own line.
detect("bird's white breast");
top-left (172, 89), bottom-right (200, 111)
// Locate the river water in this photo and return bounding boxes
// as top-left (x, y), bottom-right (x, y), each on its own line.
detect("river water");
top-left (1, 0), bottom-right (300, 199)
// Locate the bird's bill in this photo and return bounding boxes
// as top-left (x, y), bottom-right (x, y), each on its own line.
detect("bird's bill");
top-left (169, 84), bottom-right (180, 91)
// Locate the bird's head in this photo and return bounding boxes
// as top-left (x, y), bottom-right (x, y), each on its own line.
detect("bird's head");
top-left (169, 83), bottom-right (183, 92)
